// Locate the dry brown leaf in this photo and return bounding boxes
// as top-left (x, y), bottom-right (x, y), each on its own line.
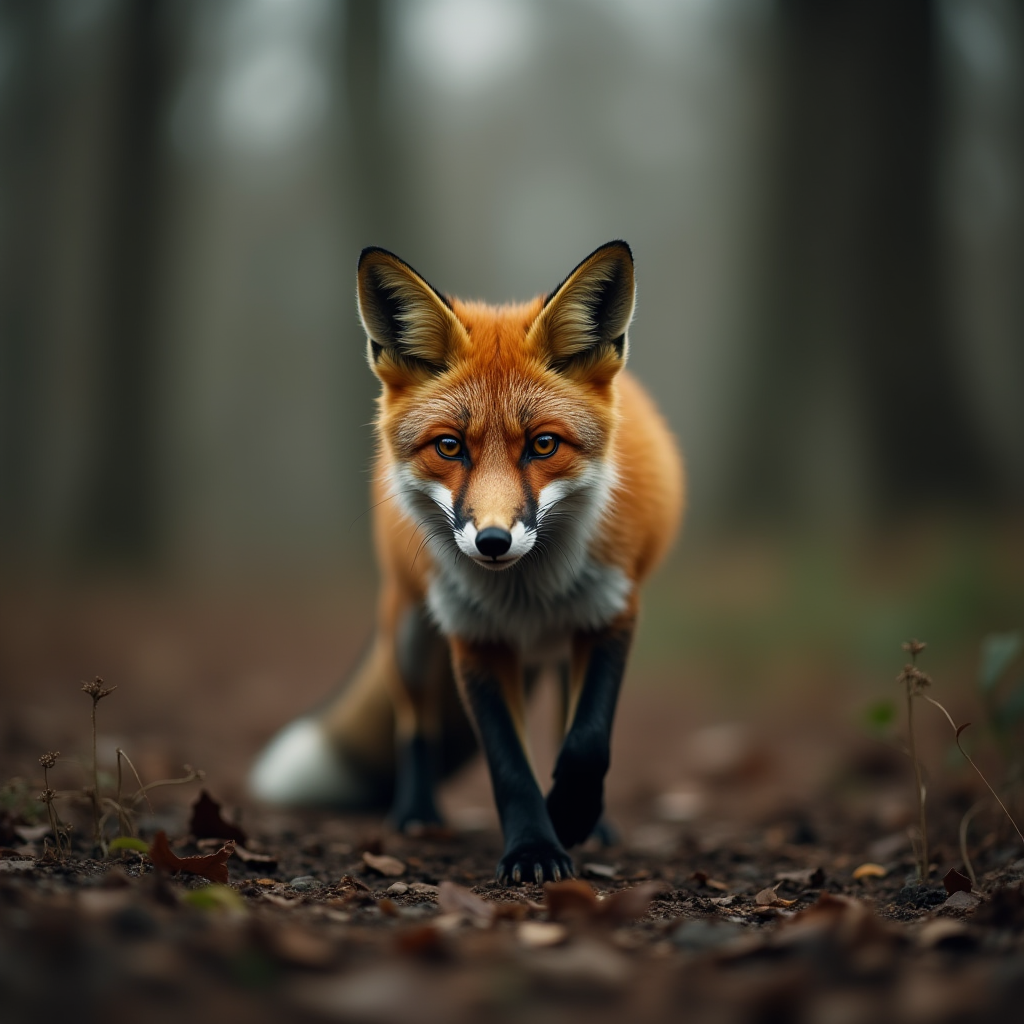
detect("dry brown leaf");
top-left (755, 883), bottom-right (798, 908)
top-left (943, 867), bottom-right (972, 896)
top-left (377, 897), bottom-right (400, 918)
top-left (599, 881), bottom-right (666, 924)
top-left (544, 879), bottom-right (663, 926)
top-left (234, 844), bottom-right (277, 866)
top-left (361, 851), bottom-right (406, 877)
top-left (438, 881), bottom-right (495, 924)
top-left (852, 862), bottom-right (888, 880)
top-left (148, 830), bottom-right (234, 884)
top-left (775, 867), bottom-right (825, 888)
top-left (395, 924), bottom-right (448, 959)
top-left (189, 790), bottom-right (247, 845)
top-left (544, 880), bottom-right (600, 921)
top-left (518, 921), bottom-right (569, 948)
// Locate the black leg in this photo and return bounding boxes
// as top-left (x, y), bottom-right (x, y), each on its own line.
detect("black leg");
top-left (388, 733), bottom-right (442, 830)
top-left (456, 643), bottom-right (573, 884)
top-left (546, 620), bottom-right (634, 849)
top-left (388, 604), bottom-right (447, 831)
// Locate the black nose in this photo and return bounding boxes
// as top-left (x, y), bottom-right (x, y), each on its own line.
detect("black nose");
top-left (475, 527), bottom-right (512, 558)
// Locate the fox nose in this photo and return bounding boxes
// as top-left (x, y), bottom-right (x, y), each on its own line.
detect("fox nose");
top-left (475, 526), bottom-right (512, 558)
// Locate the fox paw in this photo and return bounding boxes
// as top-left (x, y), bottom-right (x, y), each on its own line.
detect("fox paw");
top-left (496, 841), bottom-right (574, 886)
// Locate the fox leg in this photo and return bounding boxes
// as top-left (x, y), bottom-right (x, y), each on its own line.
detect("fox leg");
top-left (386, 603), bottom-right (451, 830)
top-left (546, 613), bottom-right (636, 849)
top-left (452, 638), bottom-right (574, 885)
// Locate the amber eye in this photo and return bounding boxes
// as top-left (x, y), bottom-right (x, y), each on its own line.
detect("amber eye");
top-left (530, 434), bottom-right (558, 458)
top-left (436, 437), bottom-right (463, 459)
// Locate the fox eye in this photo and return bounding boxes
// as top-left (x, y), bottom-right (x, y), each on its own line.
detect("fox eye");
top-left (530, 434), bottom-right (559, 458)
top-left (436, 436), bottom-right (463, 459)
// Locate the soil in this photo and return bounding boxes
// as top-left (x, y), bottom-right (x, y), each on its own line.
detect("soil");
top-left (2, 581), bottom-right (1024, 1023)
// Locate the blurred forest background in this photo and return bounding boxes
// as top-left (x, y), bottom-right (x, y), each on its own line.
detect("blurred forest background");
top-left (0, 0), bottom-right (1022, 786)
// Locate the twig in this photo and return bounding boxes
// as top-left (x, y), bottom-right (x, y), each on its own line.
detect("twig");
top-left (923, 694), bottom-right (1024, 850)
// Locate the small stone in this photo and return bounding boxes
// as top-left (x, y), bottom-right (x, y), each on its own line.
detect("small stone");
top-left (290, 875), bottom-right (323, 891)
top-left (943, 890), bottom-right (981, 913)
top-left (387, 882), bottom-right (410, 895)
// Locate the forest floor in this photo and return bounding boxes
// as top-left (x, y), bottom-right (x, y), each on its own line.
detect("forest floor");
top-left (2, 540), bottom-right (1023, 1024)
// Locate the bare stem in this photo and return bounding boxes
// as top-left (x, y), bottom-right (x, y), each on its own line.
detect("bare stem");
top-left (924, 695), bottom-right (1024, 852)
top-left (958, 800), bottom-right (984, 888)
top-left (90, 701), bottom-right (101, 842)
top-left (907, 685), bottom-right (929, 879)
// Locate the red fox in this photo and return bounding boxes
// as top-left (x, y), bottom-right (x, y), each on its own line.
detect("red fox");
top-left (251, 241), bottom-right (684, 883)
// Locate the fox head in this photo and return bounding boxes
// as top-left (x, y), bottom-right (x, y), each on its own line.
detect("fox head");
top-left (357, 241), bottom-right (634, 573)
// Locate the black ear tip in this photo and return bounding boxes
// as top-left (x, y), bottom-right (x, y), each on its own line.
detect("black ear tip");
top-left (601, 239), bottom-right (633, 264)
top-left (357, 246), bottom-right (400, 272)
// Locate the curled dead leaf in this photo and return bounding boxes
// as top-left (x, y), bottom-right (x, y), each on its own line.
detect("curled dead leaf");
top-left (148, 830), bottom-right (234, 884)
top-left (755, 883), bottom-right (798, 908)
top-left (544, 879), bottom-right (664, 926)
top-left (775, 867), bottom-right (825, 888)
top-left (361, 851), bottom-right (406, 877)
top-left (852, 862), bottom-right (888, 880)
top-left (189, 789), bottom-right (247, 845)
top-left (438, 881), bottom-right (495, 925)
top-left (518, 921), bottom-right (568, 948)
top-left (943, 867), bottom-right (972, 896)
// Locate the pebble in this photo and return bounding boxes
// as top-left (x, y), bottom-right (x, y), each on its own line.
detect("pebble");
top-left (290, 875), bottom-right (323, 891)
top-left (387, 882), bottom-right (409, 895)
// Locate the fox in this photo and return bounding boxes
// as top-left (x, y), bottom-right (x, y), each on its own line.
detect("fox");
top-left (250, 240), bottom-right (684, 884)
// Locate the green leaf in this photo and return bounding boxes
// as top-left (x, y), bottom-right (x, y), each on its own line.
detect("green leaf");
top-left (107, 836), bottom-right (149, 854)
top-left (183, 884), bottom-right (247, 913)
top-left (864, 699), bottom-right (896, 732)
top-left (979, 631), bottom-right (1022, 693)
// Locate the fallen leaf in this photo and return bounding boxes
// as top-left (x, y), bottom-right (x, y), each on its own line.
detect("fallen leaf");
top-left (108, 836), bottom-right (150, 854)
top-left (852, 862), bottom-right (888, 880)
top-left (377, 897), bottom-right (400, 918)
top-left (775, 867), bottom-right (825, 888)
top-left (148, 830), bottom-right (234, 884)
top-left (408, 882), bottom-right (439, 895)
top-left (183, 884), bottom-right (247, 913)
top-left (234, 844), bottom-right (277, 866)
top-left (691, 871), bottom-right (730, 892)
top-left (709, 895), bottom-right (735, 907)
top-left (943, 867), bottom-right (972, 896)
top-left (755, 883), bottom-right (798, 908)
top-left (599, 881), bottom-right (667, 924)
top-left (544, 880), bottom-right (599, 922)
top-left (395, 924), bottom-right (448, 959)
top-left (189, 790), bottom-right (247, 845)
top-left (517, 921), bottom-right (568, 948)
top-left (438, 881), bottom-right (495, 925)
top-left (362, 851), bottom-right (406, 877)
top-left (544, 879), bottom-right (663, 926)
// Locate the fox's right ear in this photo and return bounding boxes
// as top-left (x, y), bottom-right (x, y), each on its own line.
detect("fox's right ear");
top-left (357, 248), bottom-right (467, 388)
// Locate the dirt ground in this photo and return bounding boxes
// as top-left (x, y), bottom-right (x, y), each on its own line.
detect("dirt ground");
top-left (2, 560), bottom-right (1023, 1024)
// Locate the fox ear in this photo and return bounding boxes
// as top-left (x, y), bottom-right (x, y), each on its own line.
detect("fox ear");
top-left (529, 241), bottom-right (635, 382)
top-left (357, 247), bottom-right (466, 387)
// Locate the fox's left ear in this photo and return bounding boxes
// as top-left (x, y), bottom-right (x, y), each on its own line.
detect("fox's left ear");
top-left (357, 247), bottom-right (468, 389)
top-left (528, 241), bottom-right (635, 383)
